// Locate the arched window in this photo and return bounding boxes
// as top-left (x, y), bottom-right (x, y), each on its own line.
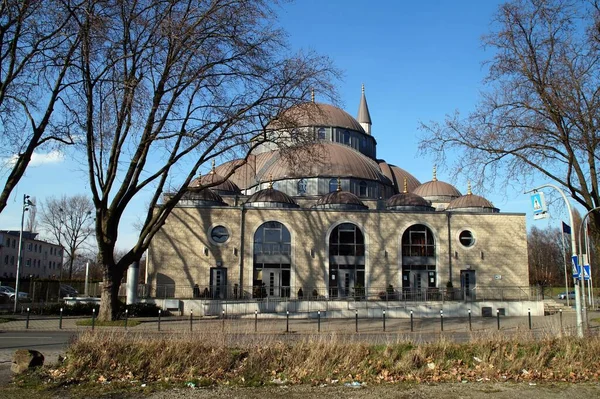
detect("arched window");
top-left (297, 178), bottom-right (307, 195)
top-left (318, 128), bottom-right (326, 140)
top-left (402, 224), bottom-right (435, 257)
top-left (329, 223), bottom-right (365, 257)
top-left (253, 221), bottom-right (292, 298)
top-left (359, 181), bottom-right (368, 197)
top-left (343, 131), bottom-right (350, 145)
top-left (329, 178), bottom-right (338, 193)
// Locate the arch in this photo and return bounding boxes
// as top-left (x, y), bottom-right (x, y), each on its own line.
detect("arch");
top-left (328, 222), bottom-right (366, 299)
top-left (252, 221), bottom-right (292, 298)
top-left (400, 224), bottom-right (437, 300)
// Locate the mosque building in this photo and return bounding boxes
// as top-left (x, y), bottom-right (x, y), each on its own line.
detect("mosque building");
top-left (146, 87), bottom-right (528, 304)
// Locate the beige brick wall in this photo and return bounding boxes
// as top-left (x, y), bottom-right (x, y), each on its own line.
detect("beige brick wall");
top-left (147, 206), bottom-right (528, 298)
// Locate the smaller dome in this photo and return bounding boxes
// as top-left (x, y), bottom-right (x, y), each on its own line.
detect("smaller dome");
top-left (386, 192), bottom-right (433, 211)
top-left (184, 187), bottom-right (227, 206)
top-left (413, 167), bottom-right (461, 205)
top-left (190, 163), bottom-right (241, 195)
top-left (446, 183), bottom-right (499, 213)
top-left (313, 183), bottom-right (368, 210)
top-left (246, 187), bottom-right (299, 208)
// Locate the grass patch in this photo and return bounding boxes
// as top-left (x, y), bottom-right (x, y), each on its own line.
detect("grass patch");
top-left (75, 319), bottom-right (141, 327)
top-left (0, 317), bottom-right (17, 323)
top-left (37, 331), bottom-right (600, 388)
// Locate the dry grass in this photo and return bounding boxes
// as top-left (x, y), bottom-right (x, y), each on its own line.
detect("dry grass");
top-left (46, 328), bottom-right (600, 387)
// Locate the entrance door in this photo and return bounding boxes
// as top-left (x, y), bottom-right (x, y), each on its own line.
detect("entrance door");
top-left (210, 268), bottom-right (227, 299)
top-left (263, 268), bottom-right (291, 298)
top-left (338, 269), bottom-right (355, 298)
top-left (460, 270), bottom-right (476, 300)
top-left (411, 271), bottom-right (427, 300)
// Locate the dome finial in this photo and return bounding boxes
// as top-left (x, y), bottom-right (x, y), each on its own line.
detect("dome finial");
top-left (361, 83), bottom-right (365, 93)
top-left (467, 180), bottom-right (472, 195)
top-left (337, 177), bottom-right (342, 192)
top-left (311, 88), bottom-right (315, 103)
top-left (432, 165), bottom-right (437, 181)
top-left (268, 174), bottom-right (274, 189)
top-left (210, 159), bottom-right (216, 175)
top-left (403, 177), bottom-right (408, 193)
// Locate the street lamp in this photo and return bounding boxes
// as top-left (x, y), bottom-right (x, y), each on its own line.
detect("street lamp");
top-left (577, 207), bottom-right (600, 330)
top-left (14, 194), bottom-right (34, 313)
top-left (525, 184), bottom-right (583, 337)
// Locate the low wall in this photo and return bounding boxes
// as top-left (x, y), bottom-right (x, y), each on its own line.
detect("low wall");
top-left (141, 298), bottom-right (544, 318)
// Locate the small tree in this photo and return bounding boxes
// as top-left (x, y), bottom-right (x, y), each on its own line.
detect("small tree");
top-left (39, 195), bottom-right (95, 280)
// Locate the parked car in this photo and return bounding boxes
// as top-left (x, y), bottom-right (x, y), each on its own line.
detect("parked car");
top-left (0, 285), bottom-right (28, 301)
top-left (557, 291), bottom-right (576, 300)
top-left (60, 284), bottom-right (79, 298)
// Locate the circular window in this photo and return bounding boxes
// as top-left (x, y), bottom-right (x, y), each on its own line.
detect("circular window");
top-left (459, 230), bottom-right (475, 247)
top-left (210, 225), bottom-right (230, 244)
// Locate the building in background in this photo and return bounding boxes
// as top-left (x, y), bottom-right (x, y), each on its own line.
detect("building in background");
top-left (147, 87), bottom-right (528, 302)
top-left (0, 231), bottom-right (63, 279)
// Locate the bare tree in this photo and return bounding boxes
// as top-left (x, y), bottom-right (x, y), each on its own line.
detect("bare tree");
top-left (528, 226), bottom-right (563, 290)
top-left (39, 195), bottom-right (95, 280)
top-left (0, 0), bottom-right (82, 213)
top-left (25, 196), bottom-right (37, 233)
top-left (63, 1), bottom-right (338, 320)
top-left (419, 0), bottom-right (600, 231)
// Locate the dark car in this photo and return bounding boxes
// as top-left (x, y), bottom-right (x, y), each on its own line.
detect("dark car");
top-left (60, 284), bottom-right (79, 298)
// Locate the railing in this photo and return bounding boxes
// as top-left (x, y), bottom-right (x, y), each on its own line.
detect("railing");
top-left (144, 284), bottom-right (541, 302)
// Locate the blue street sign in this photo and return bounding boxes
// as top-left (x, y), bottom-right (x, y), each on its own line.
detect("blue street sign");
top-left (583, 265), bottom-right (591, 281)
top-left (531, 192), bottom-right (548, 220)
top-left (572, 255), bottom-right (581, 278)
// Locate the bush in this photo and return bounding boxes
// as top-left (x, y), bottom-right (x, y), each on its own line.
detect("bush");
top-left (125, 302), bottom-right (163, 317)
top-left (42, 302), bottom-right (100, 316)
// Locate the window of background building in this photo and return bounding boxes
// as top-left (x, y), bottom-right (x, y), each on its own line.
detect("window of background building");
top-left (359, 181), bottom-right (368, 197)
top-left (318, 128), bottom-right (326, 140)
top-left (329, 178), bottom-right (338, 193)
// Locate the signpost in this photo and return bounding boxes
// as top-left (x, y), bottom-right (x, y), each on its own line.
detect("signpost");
top-left (530, 192), bottom-right (548, 220)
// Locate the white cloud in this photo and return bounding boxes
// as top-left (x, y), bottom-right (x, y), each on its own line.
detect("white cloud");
top-left (3, 150), bottom-right (65, 167)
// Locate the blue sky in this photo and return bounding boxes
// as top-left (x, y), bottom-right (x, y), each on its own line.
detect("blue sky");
top-left (0, 0), bottom-right (570, 249)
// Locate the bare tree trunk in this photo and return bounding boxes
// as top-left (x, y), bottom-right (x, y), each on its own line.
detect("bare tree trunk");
top-left (99, 257), bottom-right (125, 321)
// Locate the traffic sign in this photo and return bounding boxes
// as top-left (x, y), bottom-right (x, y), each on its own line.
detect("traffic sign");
top-left (572, 255), bottom-right (581, 278)
top-left (583, 265), bottom-right (591, 281)
top-left (531, 192), bottom-right (549, 220)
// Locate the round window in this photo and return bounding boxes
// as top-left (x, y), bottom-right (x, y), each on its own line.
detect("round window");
top-left (210, 225), bottom-right (230, 244)
top-left (459, 230), bottom-right (475, 247)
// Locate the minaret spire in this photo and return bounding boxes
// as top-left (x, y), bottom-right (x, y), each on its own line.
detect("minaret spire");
top-left (357, 84), bottom-right (372, 135)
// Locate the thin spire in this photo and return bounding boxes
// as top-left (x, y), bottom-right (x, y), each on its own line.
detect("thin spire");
top-left (403, 177), bottom-right (408, 193)
top-left (268, 174), bottom-right (274, 189)
top-left (357, 84), bottom-right (372, 126)
top-left (311, 88), bottom-right (315, 103)
top-left (337, 177), bottom-right (342, 192)
top-left (210, 159), bottom-right (216, 175)
top-left (432, 166), bottom-right (437, 181)
top-left (467, 180), bottom-right (472, 195)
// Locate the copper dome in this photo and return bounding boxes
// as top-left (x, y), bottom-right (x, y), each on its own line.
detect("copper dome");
top-left (378, 161), bottom-right (421, 193)
top-left (184, 187), bottom-right (227, 206)
top-left (386, 192), bottom-right (433, 211)
top-left (314, 190), bottom-right (368, 210)
top-left (189, 171), bottom-right (241, 194)
top-left (447, 190), bottom-right (498, 212)
top-left (245, 187), bottom-right (299, 208)
top-left (269, 102), bottom-right (365, 133)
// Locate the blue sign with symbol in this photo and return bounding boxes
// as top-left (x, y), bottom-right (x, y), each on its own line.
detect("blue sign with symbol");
top-left (583, 265), bottom-right (591, 281)
top-left (530, 192), bottom-right (548, 220)
top-left (572, 255), bottom-right (581, 278)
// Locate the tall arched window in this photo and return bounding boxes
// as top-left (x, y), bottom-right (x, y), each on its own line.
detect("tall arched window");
top-left (401, 224), bottom-right (437, 295)
top-left (329, 223), bottom-right (366, 298)
top-left (253, 221), bottom-right (292, 298)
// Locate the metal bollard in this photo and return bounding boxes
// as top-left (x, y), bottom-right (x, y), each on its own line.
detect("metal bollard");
top-left (26, 308), bottom-right (30, 329)
top-left (468, 309), bottom-right (472, 331)
top-left (59, 308), bottom-right (63, 330)
top-left (318, 310), bottom-right (321, 333)
top-left (383, 309), bottom-right (386, 332)
top-left (92, 308), bottom-right (96, 331)
top-left (559, 308), bottom-right (563, 330)
top-left (190, 310), bottom-right (193, 332)
top-left (286, 310), bottom-right (289, 333)
top-left (222, 310), bottom-right (225, 332)
top-left (254, 310), bottom-right (258, 332)
top-left (158, 309), bottom-right (161, 331)
top-left (528, 308), bottom-right (532, 330)
top-left (440, 310), bottom-right (443, 332)
top-left (125, 309), bottom-right (128, 329)
top-left (410, 310), bottom-right (414, 332)
top-left (355, 309), bottom-right (358, 333)
top-left (496, 309), bottom-right (500, 330)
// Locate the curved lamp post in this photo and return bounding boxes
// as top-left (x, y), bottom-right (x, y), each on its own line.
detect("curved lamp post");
top-left (525, 184), bottom-right (583, 337)
top-left (577, 207), bottom-right (600, 331)
top-left (14, 194), bottom-right (34, 313)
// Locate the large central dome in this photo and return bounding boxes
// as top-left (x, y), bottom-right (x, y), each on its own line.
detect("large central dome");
top-left (270, 102), bottom-right (365, 133)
